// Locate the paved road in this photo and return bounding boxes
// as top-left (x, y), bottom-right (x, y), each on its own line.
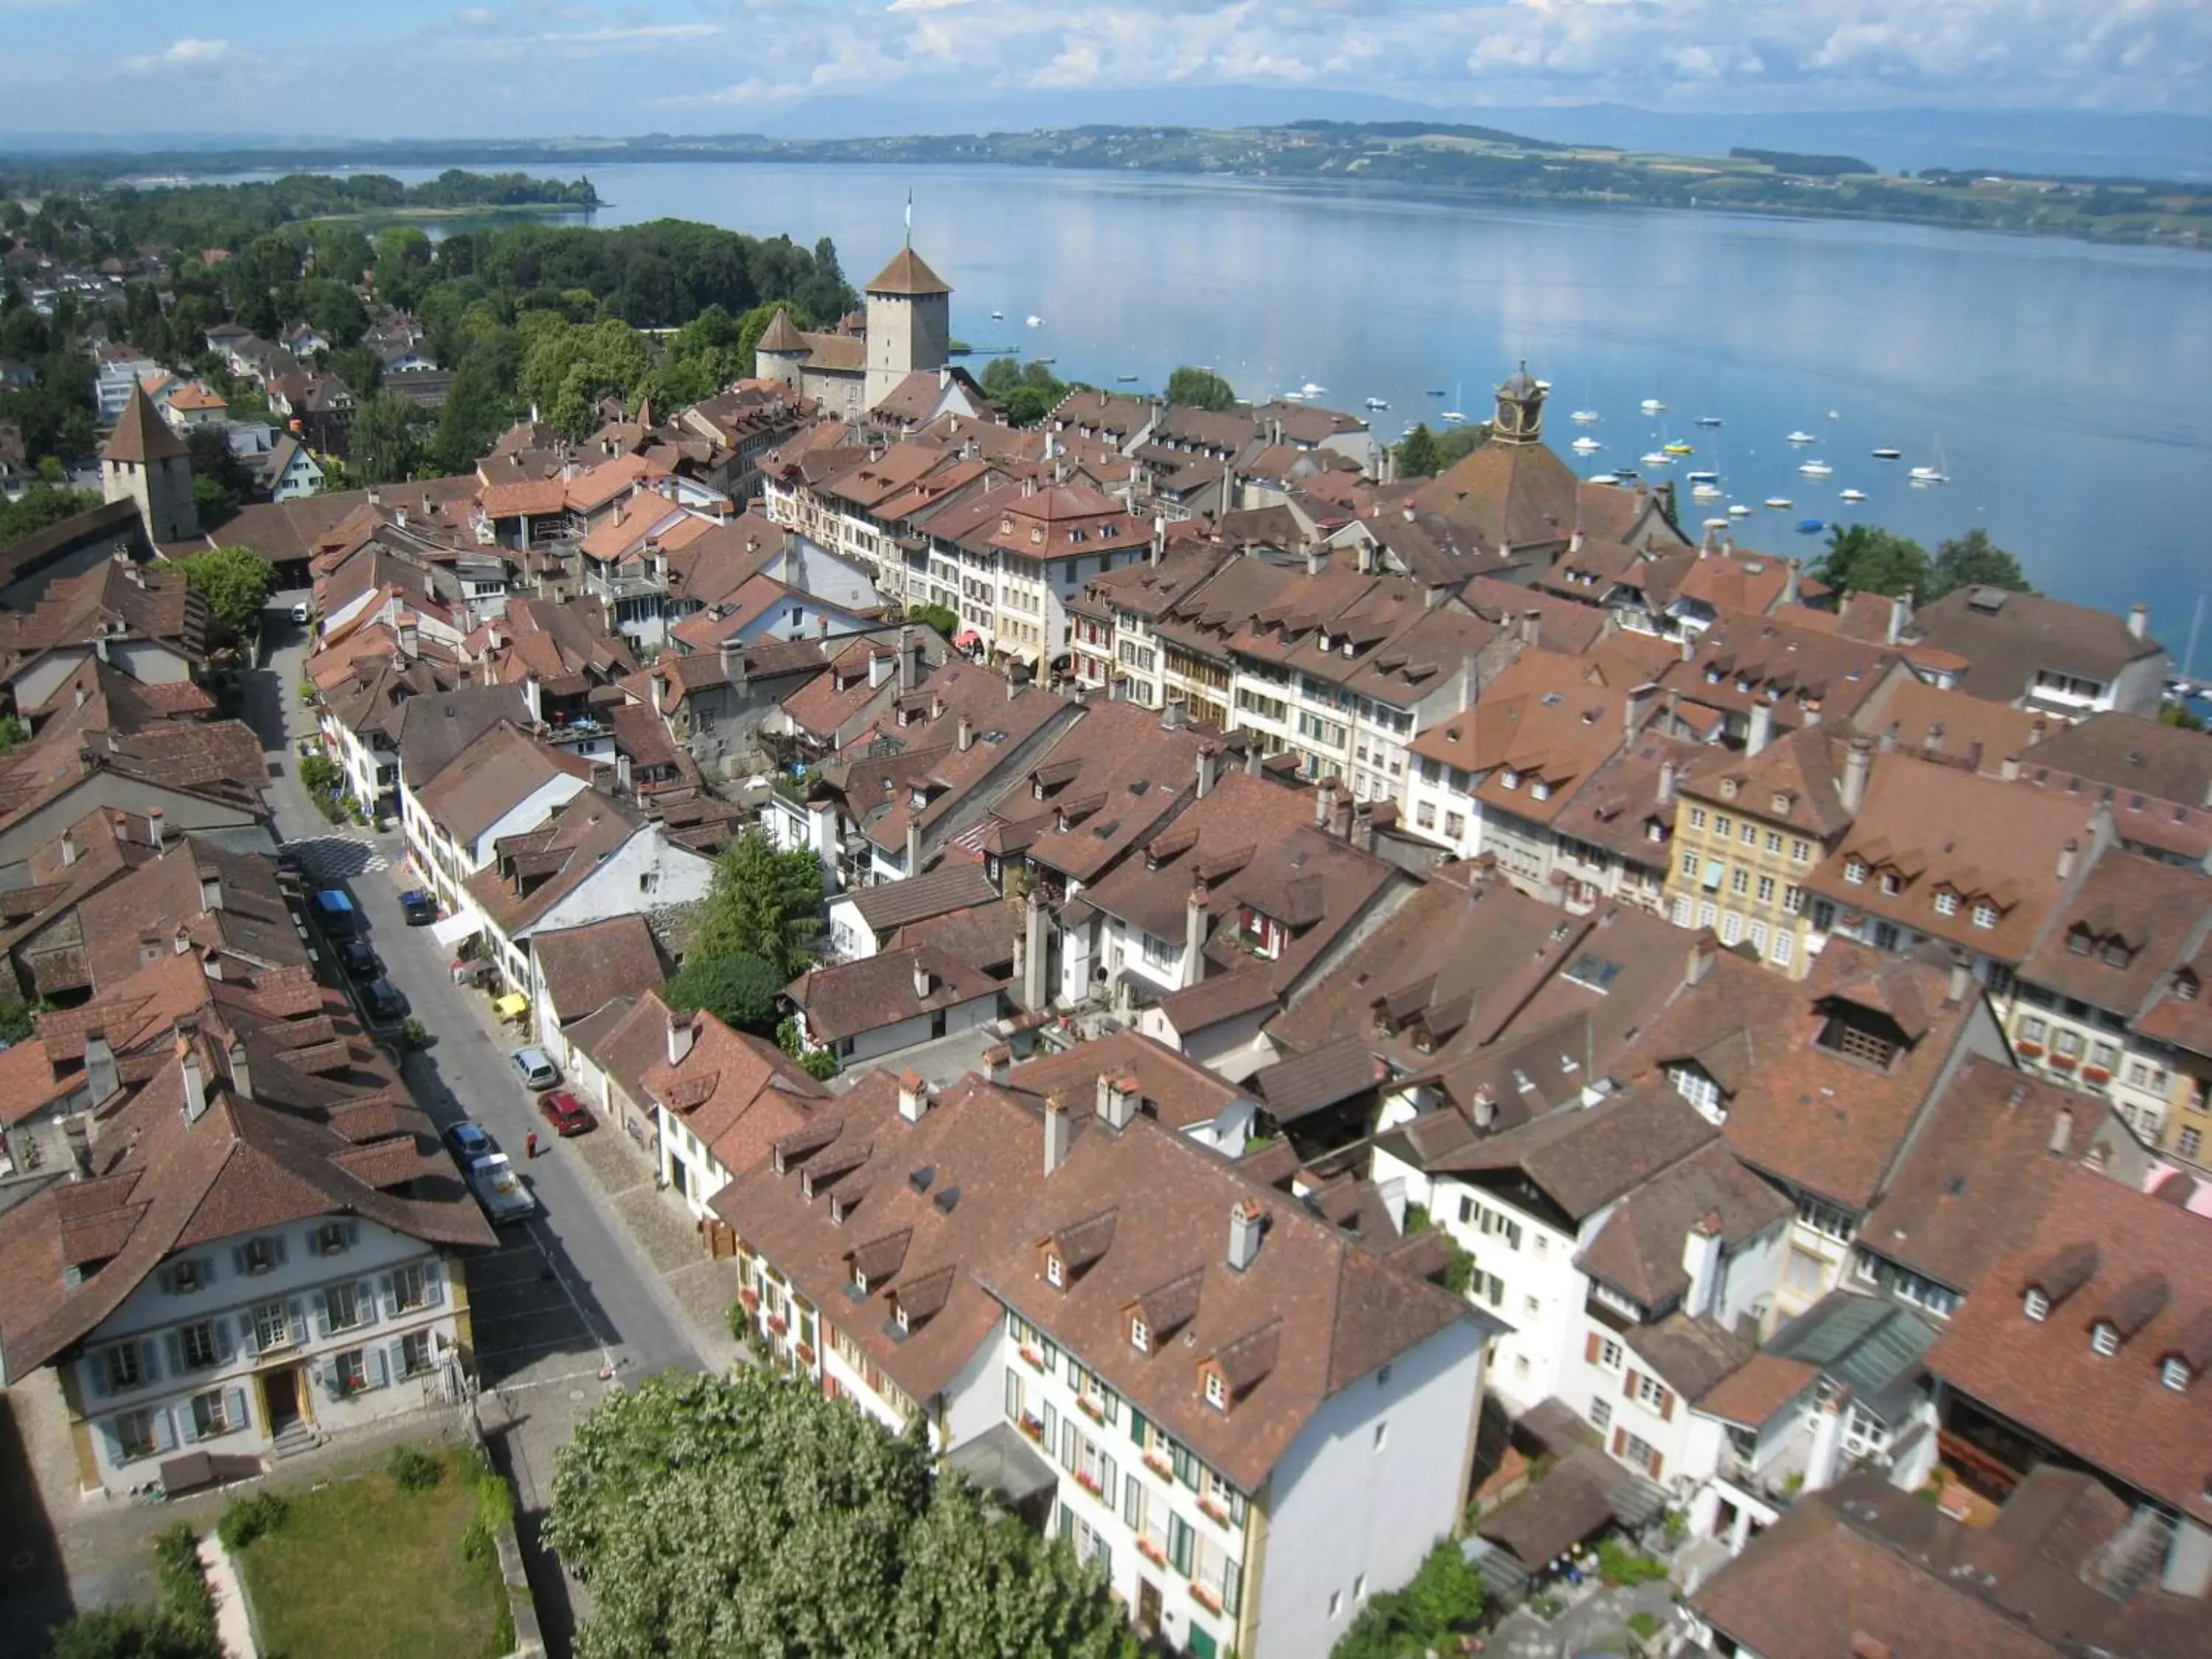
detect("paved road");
top-left (246, 606), bottom-right (706, 1653)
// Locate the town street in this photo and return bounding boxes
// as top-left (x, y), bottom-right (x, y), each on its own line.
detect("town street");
top-left (243, 605), bottom-right (709, 1652)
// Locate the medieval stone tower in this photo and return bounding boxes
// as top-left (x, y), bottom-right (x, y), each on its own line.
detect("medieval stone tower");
top-left (102, 383), bottom-right (198, 544)
top-left (863, 243), bottom-right (952, 411)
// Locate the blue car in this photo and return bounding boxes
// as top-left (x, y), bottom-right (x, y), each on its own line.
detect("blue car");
top-left (442, 1120), bottom-right (495, 1164)
top-left (400, 889), bottom-right (437, 926)
top-left (310, 888), bottom-right (358, 940)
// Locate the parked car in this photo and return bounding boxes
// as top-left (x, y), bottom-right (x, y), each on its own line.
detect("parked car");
top-left (400, 889), bottom-right (437, 926)
top-left (289, 599), bottom-right (313, 624)
top-left (465, 1153), bottom-right (536, 1224)
top-left (538, 1091), bottom-right (596, 1137)
top-left (509, 1046), bottom-right (559, 1091)
top-left (336, 939), bottom-right (378, 981)
top-left (443, 1120), bottom-right (495, 1164)
top-left (309, 888), bottom-right (358, 940)
top-left (361, 977), bottom-right (406, 1024)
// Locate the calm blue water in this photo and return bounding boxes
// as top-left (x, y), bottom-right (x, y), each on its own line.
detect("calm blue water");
top-left (333, 161), bottom-right (2212, 652)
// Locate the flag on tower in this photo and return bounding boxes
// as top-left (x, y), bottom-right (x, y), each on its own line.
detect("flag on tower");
top-left (904, 189), bottom-right (914, 244)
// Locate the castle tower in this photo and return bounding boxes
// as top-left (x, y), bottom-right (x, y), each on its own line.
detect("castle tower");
top-left (102, 383), bottom-right (198, 543)
top-left (1490, 362), bottom-right (1546, 448)
top-left (863, 243), bottom-right (951, 411)
top-left (753, 306), bottom-right (810, 390)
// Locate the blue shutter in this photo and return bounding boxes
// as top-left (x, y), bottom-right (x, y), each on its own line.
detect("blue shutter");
top-left (232, 1246), bottom-right (248, 1276)
top-left (355, 1281), bottom-right (379, 1329)
top-left (271, 1234), bottom-right (288, 1266)
top-left (345, 1220), bottom-right (361, 1249)
top-left (214, 1321), bottom-right (234, 1364)
top-left (87, 1354), bottom-right (110, 1401)
top-left (139, 1338), bottom-right (161, 1383)
top-left (288, 1298), bottom-right (307, 1346)
top-left (178, 1400), bottom-right (200, 1444)
top-left (422, 1259), bottom-right (444, 1309)
top-left (200, 1255), bottom-right (218, 1287)
top-left (151, 1408), bottom-right (176, 1453)
top-left (378, 1273), bottom-right (397, 1318)
top-left (311, 1293), bottom-right (331, 1339)
top-left (237, 1313), bottom-right (260, 1357)
top-left (366, 1347), bottom-right (389, 1389)
top-left (163, 1334), bottom-right (185, 1377)
top-left (388, 1339), bottom-right (409, 1382)
top-left (98, 1418), bottom-right (125, 1467)
top-left (224, 1387), bottom-right (248, 1436)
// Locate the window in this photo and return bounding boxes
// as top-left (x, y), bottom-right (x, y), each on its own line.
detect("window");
top-left (2024, 1289), bottom-right (2051, 1321)
top-left (1204, 1371), bottom-right (1227, 1411)
top-left (1140, 931), bottom-right (1177, 970)
top-left (1616, 1430), bottom-right (1663, 1478)
top-left (1791, 839), bottom-right (1812, 863)
top-left (1130, 1316), bottom-right (1150, 1353)
top-left (103, 1343), bottom-right (143, 1394)
top-left (1844, 859), bottom-right (1867, 885)
top-left (1329, 1591), bottom-right (1343, 1618)
top-left (1416, 802), bottom-right (1437, 830)
top-left (1772, 931), bottom-right (1795, 967)
top-left (1522, 1294), bottom-right (1541, 1318)
top-left (170, 1258), bottom-right (209, 1294)
top-left (1721, 912), bottom-right (1743, 945)
top-left (2163, 1358), bottom-right (2191, 1391)
top-left (242, 1237), bottom-right (278, 1275)
top-left (113, 1408), bottom-right (159, 1461)
top-left (1756, 874), bottom-right (1775, 905)
top-left (2183, 1127), bottom-right (2203, 1159)
top-left (392, 1263), bottom-right (434, 1313)
top-left (178, 1320), bottom-right (220, 1371)
top-left (1879, 872), bottom-right (1902, 897)
top-left (333, 1348), bottom-right (371, 1394)
top-left (1765, 831), bottom-right (1784, 855)
top-left (1750, 922), bottom-right (1769, 953)
top-left (1590, 1398), bottom-right (1612, 1430)
top-left (1973, 902), bottom-right (1999, 929)
top-left (399, 1330), bottom-right (434, 1378)
top-left (1739, 822), bottom-right (1756, 846)
top-left (1796, 1192), bottom-right (1856, 1242)
top-left (1444, 812), bottom-right (1466, 839)
top-left (1687, 808), bottom-right (1708, 831)
top-left (2021, 1015), bottom-right (2048, 1043)
top-left (1730, 868), bottom-right (1750, 896)
top-left (324, 1283), bottom-right (364, 1332)
top-left (1633, 1373), bottom-right (1672, 1412)
top-left (1354, 1574), bottom-right (1368, 1601)
top-left (2091, 1322), bottom-right (2118, 1357)
top-left (1783, 883), bottom-right (1805, 916)
top-left (1599, 1336), bottom-right (1625, 1371)
top-left (1374, 1421), bottom-right (1388, 1451)
top-left (313, 1220), bottom-right (352, 1257)
top-left (1679, 852), bottom-right (1699, 879)
top-left (1046, 1255), bottom-right (1064, 1288)
top-left (253, 1301), bottom-right (293, 1353)
top-left (1714, 815), bottom-right (1732, 838)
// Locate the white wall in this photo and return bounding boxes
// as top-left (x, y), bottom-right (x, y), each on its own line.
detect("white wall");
top-left (531, 828), bottom-right (714, 938)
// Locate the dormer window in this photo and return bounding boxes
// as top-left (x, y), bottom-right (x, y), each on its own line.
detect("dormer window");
top-left (2163, 1357), bottom-right (2190, 1391)
top-left (1844, 859), bottom-right (1868, 885)
top-left (1204, 1371), bottom-right (1227, 1411)
top-left (1771, 793), bottom-right (1790, 814)
top-left (1046, 1254), bottom-right (1065, 1288)
top-left (1719, 779), bottom-right (1739, 801)
top-left (1531, 780), bottom-right (1552, 801)
top-left (1878, 872), bottom-right (1901, 897)
top-left (2103, 940), bottom-right (2132, 968)
top-left (1130, 1316), bottom-right (1150, 1353)
top-left (2067, 926), bottom-right (2093, 957)
top-left (2177, 972), bottom-right (2201, 1004)
top-left (1973, 902), bottom-right (1999, 929)
top-left (852, 1266), bottom-right (869, 1295)
top-left (2092, 1321), bottom-right (2119, 1357)
top-left (2025, 1289), bottom-right (2050, 1321)
top-left (1705, 666), bottom-right (1722, 684)
top-left (895, 1304), bottom-right (911, 1334)
top-left (1502, 770), bottom-right (1522, 790)
top-left (1933, 891), bottom-right (1958, 917)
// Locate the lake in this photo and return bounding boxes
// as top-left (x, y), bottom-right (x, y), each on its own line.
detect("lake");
top-left (352, 161), bottom-right (2212, 654)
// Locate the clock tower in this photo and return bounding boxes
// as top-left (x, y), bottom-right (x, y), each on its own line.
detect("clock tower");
top-left (1491, 363), bottom-right (1545, 448)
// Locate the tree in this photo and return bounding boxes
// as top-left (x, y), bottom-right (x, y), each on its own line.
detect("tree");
top-left (0, 484), bottom-right (100, 552)
top-left (689, 832), bottom-right (823, 978)
top-left (349, 392), bottom-right (422, 485)
top-left (545, 1370), bottom-right (1132, 1659)
top-left (178, 546), bottom-right (275, 647)
top-left (1329, 1541), bottom-right (1484, 1659)
top-left (1928, 528), bottom-right (2035, 602)
top-left (1166, 365), bottom-right (1237, 412)
top-left (665, 952), bottom-right (785, 1036)
top-left (1395, 422), bottom-right (1442, 479)
top-left (1812, 523), bottom-right (1933, 599)
top-left (906, 602), bottom-right (959, 640)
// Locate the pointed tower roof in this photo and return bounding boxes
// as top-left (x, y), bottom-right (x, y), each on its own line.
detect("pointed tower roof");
top-left (102, 384), bottom-right (189, 465)
top-left (757, 308), bottom-right (808, 353)
top-left (866, 246), bottom-right (950, 297)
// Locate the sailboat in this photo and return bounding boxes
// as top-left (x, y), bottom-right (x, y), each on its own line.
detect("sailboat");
top-left (1571, 408), bottom-right (1601, 424)
top-left (1571, 435), bottom-right (1602, 454)
top-left (1640, 451), bottom-right (1673, 467)
top-left (1787, 430), bottom-right (1816, 445)
top-left (1439, 383), bottom-right (1466, 424)
top-left (1838, 487), bottom-right (1868, 503)
top-left (1640, 397), bottom-right (1667, 414)
top-left (1910, 436), bottom-right (1950, 484)
top-left (1799, 459), bottom-right (1834, 479)
top-left (1663, 439), bottom-right (1696, 456)
top-left (1871, 446), bottom-right (1902, 461)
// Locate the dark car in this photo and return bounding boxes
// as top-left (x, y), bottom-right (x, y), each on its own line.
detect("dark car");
top-left (310, 888), bottom-right (358, 941)
top-left (361, 976), bottom-right (406, 1024)
top-left (538, 1091), bottom-right (596, 1137)
top-left (443, 1120), bottom-right (495, 1164)
top-left (400, 890), bottom-right (437, 926)
top-left (336, 939), bottom-right (379, 981)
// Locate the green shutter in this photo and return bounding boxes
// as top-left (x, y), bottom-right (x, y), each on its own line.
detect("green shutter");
top-left (1004, 1368), bottom-right (1021, 1421)
top-left (1102, 1387), bottom-right (1120, 1425)
top-left (1189, 1629), bottom-right (1218, 1659)
top-left (1123, 1472), bottom-right (1141, 1527)
top-left (1169, 1513), bottom-right (1193, 1575)
top-left (1222, 1556), bottom-right (1243, 1616)
top-left (1128, 1407), bottom-right (1148, 1447)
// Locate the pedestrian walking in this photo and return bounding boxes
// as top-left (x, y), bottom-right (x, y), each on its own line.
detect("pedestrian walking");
top-left (526, 1130), bottom-right (539, 1160)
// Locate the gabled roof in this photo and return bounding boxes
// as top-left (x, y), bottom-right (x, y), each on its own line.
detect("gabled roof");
top-left (100, 383), bottom-right (188, 465)
top-left (865, 246), bottom-right (951, 296)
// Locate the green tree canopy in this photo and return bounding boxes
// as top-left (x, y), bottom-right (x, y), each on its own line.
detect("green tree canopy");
top-left (1329, 1541), bottom-right (1484, 1659)
top-left (1812, 523), bottom-right (1933, 599)
top-left (664, 951), bottom-right (786, 1036)
top-left (1166, 365), bottom-right (1237, 412)
top-left (980, 358), bottom-right (1070, 425)
top-left (545, 1370), bottom-right (1132, 1659)
top-left (905, 602), bottom-right (958, 639)
top-left (0, 484), bottom-right (100, 552)
top-left (1927, 528), bottom-right (2036, 602)
top-left (349, 391), bottom-right (423, 484)
top-left (1395, 422), bottom-right (1442, 479)
top-left (689, 831), bottom-right (824, 978)
top-left (178, 546), bottom-right (274, 646)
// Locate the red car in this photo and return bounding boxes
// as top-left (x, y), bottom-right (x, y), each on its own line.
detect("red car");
top-left (537, 1091), bottom-right (596, 1137)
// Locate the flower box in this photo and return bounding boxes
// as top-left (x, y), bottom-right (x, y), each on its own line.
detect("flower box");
top-left (2015, 1041), bottom-right (2044, 1059)
top-left (767, 1315), bottom-right (789, 1336)
top-left (1191, 1582), bottom-right (1223, 1615)
top-left (1017, 1415), bottom-right (1045, 1443)
top-left (795, 1343), bottom-right (815, 1367)
top-left (1197, 1495), bottom-right (1230, 1526)
top-left (1075, 1394), bottom-right (1105, 1422)
top-left (740, 1288), bottom-right (761, 1311)
top-left (1020, 1346), bottom-right (1046, 1372)
top-left (1143, 1452), bottom-right (1175, 1480)
top-left (1074, 1470), bottom-right (1105, 1498)
top-left (1135, 1537), bottom-right (1167, 1567)
top-left (2050, 1054), bottom-right (2079, 1072)
top-left (2083, 1065), bottom-right (2112, 1085)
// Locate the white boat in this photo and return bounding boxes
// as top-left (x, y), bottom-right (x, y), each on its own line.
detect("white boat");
top-left (1685, 469), bottom-right (1719, 484)
top-left (1365, 397), bottom-right (1389, 410)
top-left (1799, 460), bottom-right (1834, 478)
top-left (1910, 437), bottom-right (1950, 484)
top-left (1280, 391), bottom-right (1307, 402)
top-left (1439, 410), bottom-right (1466, 425)
top-left (1696, 415), bottom-right (1724, 427)
top-left (1535, 379), bottom-right (1552, 392)
top-left (1571, 408), bottom-right (1601, 424)
top-left (1728, 503), bottom-right (1753, 518)
top-left (990, 310), bottom-right (1004, 320)
top-left (1764, 495), bottom-right (1794, 509)
top-left (1025, 315), bottom-right (1044, 327)
top-left (1703, 516), bottom-right (1730, 530)
top-left (1116, 373), bottom-right (1139, 383)
top-left (1787, 430), bottom-right (1816, 445)
top-left (1300, 381), bottom-right (1326, 397)
top-left (1640, 451), bottom-right (1672, 467)
top-left (1571, 436), bottom-right (1602, 454)
top-left (1839, 487), bottom-right (1868, 503)
top-left (1691, 482), bottom-right (1724, 501)
top-left (1640, 397), bottom-right (1667, 413)
top-left (1871, 446), bottom-right (1902, 460)
top-left (1586, 473), bottom-right (1621, 485)
top-left (1827, 409), bottom-right (1841, 419)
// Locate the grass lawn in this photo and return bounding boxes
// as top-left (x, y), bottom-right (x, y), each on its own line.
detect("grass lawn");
top-left (235, 1450), bottom-right (510, 1659)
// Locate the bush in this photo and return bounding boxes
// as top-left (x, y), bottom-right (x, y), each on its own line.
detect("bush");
top-left (460, 1464), bottom-right (515, 1565)
top-left (666, 951), bottom-right (785, 1035)
top-left (1329, 1541), bottom-right (1483, 1658)
top-left (47, 1524), bottom-right (220, 1659)
top-left (1598, 1537), bottom-right (1671, 1587)
top-left (1627, 1610), bottom-right (1660, 1641)
top-left (389, 1445), bottom-right (443, 1493)
top-left (398, 1016), bottom-right (430, 1051)
top-left (217, 1491), bottom-right (289, 1552)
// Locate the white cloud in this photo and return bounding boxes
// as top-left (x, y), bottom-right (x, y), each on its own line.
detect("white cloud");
top-left (123, 38), bottom-right (240, 72)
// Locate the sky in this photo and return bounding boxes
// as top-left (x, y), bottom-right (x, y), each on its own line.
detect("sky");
top-left (3, 0), bottom-right (2207, 140)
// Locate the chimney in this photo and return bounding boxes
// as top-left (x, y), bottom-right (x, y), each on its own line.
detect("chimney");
top-left (1097, 1071), bottom-right (1138, 1131)
top-left (1948, 957), bottom-right (1974, 1004)
top-left (1746, 699), bottom-right (1773, 758)
top-left (83, 1027), bottom-right (116, 1104)
top-left (1227, 1199), bottom-right (1264, 1272)
top-left (178, 1029), bottom-right (208, 1122)
top-left (173, 925), bottom-right (192, 956)
top-left (666, 1008), bottom-right (695, 1068)
top-left (397, 616), bottom-right (418, 658)
top-left (1805, 1393), bottom-right (1848, 1493)
top-left (1891, 587), bottom-right (1914, 645)
top-left (1658, 758), bottom-right (1679, 806)
top-left (869, 647), bottom-right (891, 689)
top-left (899, 625), bottom-right (919, 694)
top-left (1043, 1093), bottom-right (1071, 1175)
top-left (198, 869), bottom-right (223, 911)
top-left (1840, 736), bottom-right (1873, 813)
top-left (1006, 670), bottom-right (1021, 704)
top-left (957, 715), bottom-right (974, 753)
top-left (1015, 886), bottom-right (1051, 1013)
top-left (1925, 720), bottom-right (1947, 758)
top-left (983, 1044), bottom-right (1012, 1086)
top-left (1150, 515), bottom-right (1165, 566)
top-left (1686, 941), bottom-right (1714, 987)
top-left (147, 807), bottom-right (164, 850)
top-left (1331, 787), bottom-right (1354, 842)
top-left (521, 672), bottom-right (543, 726)
top-left (60, 832), bottom-right (77, 868)
top-left (1681, 1212), bottom-right (1723, 1319)
top-left (1352, 801), bottom-right (1377, 855)
top-left (905, 818), bottom-right (922, 877)
top-left (1625, 683), bottom-right (1657, 743)
top-left (2129, 603), bottom-right (2149, 641)
top-left (649, 672), bottom-right (667, 714)
top-left (1182, 883), bottom-right (1208, 990)
top-left (201, 945), bottom-right (223, 981)
top-left (899, 1068), bottom-right (929, 1124)
top-left (1471, 1082), bottom-right (1497, 1130)
top-left (2057, 838), bottom-right (2079, 880)
top-left (1781, 557), bottom-right (1802, 607)
top-left (1314, 778), bottom-right (1335, 830)
top-left (227, 1040), bottom-right (250, 1102)
top-left (1519, 611), bottom-right (1540, 648)
top-left (615, 751), bottom-right (633, 796)
top-left (1196, 743), bottom-right (1220, 800)
top-left (912, 956), bottom-right (933, 1001)
top-left (1245, 742), bottom-right (1265, 778)
top-left (1305, 543), bottom-right (1325, 578)
top-left (2049, 1106), bottom-right (2074, 1157)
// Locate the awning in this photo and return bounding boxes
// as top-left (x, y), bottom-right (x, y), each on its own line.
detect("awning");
top-left (493, 993), bottom-right (529, 1019)
top-left (953, 630), bottom-right (982, 648)
top-left (431, 911), bottom-right (482, 947)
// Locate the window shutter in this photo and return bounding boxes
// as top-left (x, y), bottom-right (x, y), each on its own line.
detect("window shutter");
top-left (367, 1347), bottom-right (389, 1389)
top-left (272, 1234), bottom-right (288, 1265)
top-left (1169, 1514), bottom-right (1193, 1575)
top-left (1042, 1401), bottom-right (1057, 1446)
top-left (1124, 1472), bottom-right (1141, 1527)
top-left (1060, 1421), bottom-right (1077, 1470)
top-left (389, 1340), bottom-right (409, 1382)
top-left (288, 1298), bottom-right (307, 1346)
top-left (1623, 1368), bottom-right (1640, 1402)
top-left (231, 1246), bottom-right (248, 1277)
top-left (1101, 1452), bottom-right (1117, 1498)
top-left (1647, 1446), bottom-right (1663, 1480)
top-left (1585, 1332), bottom-right (1601, 1365)
top-left (156, 1267), bottom-right (174, 1296)
top-left (1004, 1368), bottom-right (1021, 1420)
top-left (98, 1419), bottom-right (125, 1467)
top-left (215, 1321), bottom-right (234, 1365)
top-left (223, 1387), bottom-right (247, 1435)
top-left (422, 1259), bottom-right (444, 1309)
top-left (346, 1220), bottom-right (361, 1248)
top-left (355, 1281), bottom-right (380, 1328)
top-left (323, 1363), bottom-right (345, 1402)
top-left (312, 1292), bottom-right (331, 1339)
top-left (1611, 1426), bottom-right (1627, 1458)
top-left (136, 1338), bottom-right (160, 1383)
top-left (1659, 1387), bottom-right (1675, 1422)
top-left (178, 1402), bottom-right (199, 1444)
top-left (201, 1256), bottom-right (218, 1286)
top-left (88, 1355), bottom-right (111, 1401)
top-left (237, 1314), bottom-right (259, 1357)
top-left (378, 1273), bottom-right (397, 1318)
top-left (152, 1408), bottom-right (176, 1453)
top-left (1222, 1556), bottom-right (1244, 1617)
top-left (1129, 1406), bottom-right (1148, 1447)
top-left (163, 1334), bottom-right (184, 1377)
